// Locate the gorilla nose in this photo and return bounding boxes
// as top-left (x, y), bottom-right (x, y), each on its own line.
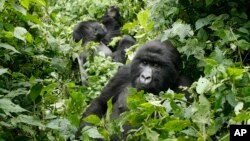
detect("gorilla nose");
top-left (140, 73), bottom-right (152, 84)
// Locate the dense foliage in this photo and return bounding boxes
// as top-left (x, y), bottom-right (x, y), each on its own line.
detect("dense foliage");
top-left (0, 0), bottom-right (249, 140)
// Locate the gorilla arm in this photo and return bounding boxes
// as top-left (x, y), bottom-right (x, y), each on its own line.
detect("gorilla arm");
top-left (75, 65), bottom-right (131, 138)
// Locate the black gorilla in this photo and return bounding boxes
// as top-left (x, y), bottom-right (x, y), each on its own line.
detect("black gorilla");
top-left (72, 6), bottom-right (135, 64)
top-left (101, 6), bottom-right (121, 46)
top-left (75, 40), bottom-right (192, 139)
top-left (73, 21), bottom-right (113, 56)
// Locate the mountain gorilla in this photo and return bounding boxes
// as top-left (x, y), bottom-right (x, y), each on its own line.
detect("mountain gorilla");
top-left (101, 6), bottom-right (121, 46)
top-left (73, 21), bottom-right (113, 57)
top-left (75, 40), bottom-right (192, 139)
top-left (72, 6), bottom-right (135, 64)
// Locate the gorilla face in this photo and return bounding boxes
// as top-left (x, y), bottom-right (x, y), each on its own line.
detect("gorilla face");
top-left (73, 21), bottom-right (107, 45)
top-left (130, 40), bottom-right (180, 94)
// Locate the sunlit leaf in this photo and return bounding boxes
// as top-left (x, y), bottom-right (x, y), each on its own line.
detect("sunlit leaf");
top-left (0, 43), bottom-right (20, 53)
top-left (195, 17), bottom-right (210, 30)
top-left (13, 27), bottom-right (28, 42)
top-left (19, 0), bottom-right (30, 9)
top-left (196, 77), bottom-right (213, 94)
top-left (0, 68), bottom-right (8, 76)
top-left (81, 126), bottom-right (104, 139)
top-left (84, 115), bottom-right (101, 126)
top-left (0, 99), bottom-right (27, 113)
top-left (14, 115), bottom-right (45, 127)
top-left (0, 0), bottom-right (5, 11)
top-left (163, 120), bottom-right (191, 131)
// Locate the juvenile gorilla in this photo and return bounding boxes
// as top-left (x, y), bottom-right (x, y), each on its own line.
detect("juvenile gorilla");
top-left (75, 40), bottom-right (192, 139)
top-left (73, 6), bottom-right (135, 64)
top-left (73, 21), bottom-right (112, 56)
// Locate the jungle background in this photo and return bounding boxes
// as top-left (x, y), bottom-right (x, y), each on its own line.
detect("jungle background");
top-left (0, 0), bottom-right (250, 140)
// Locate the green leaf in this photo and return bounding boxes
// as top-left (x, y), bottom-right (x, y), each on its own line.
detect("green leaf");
top-left (145, 126), bottom-right (159, 141)
top-left (206, 0), bottom-right (213, 6)
top-left (0, 68), bottom-right (8, 76)
top-left (13, 4), bottom-right (27, 15)
top-left (0, 98), bottom-right (27, 113)
top-left (19, 0), bottom-right (30, 9)
top-left (162, 22), bottom-right (193, 41)
top-left (226, 68), bottom-right (244, 80)
top-left (81, 126), bottom-right (104, 139)
top-left (196, 77), bottom-right (213, 94)
top-left (31, 0), bottom-right (46, 6)
top-left (0, 0), bottom-right (5, 11)
top-left (226, 93), bottom-right (237, 107)
top-left (106, 99), bottom-right (113, 122)
top-left (195, 17), bottom-right (210, 30)
top-left (14, 27), bottom-right (28, 42)
top-left (163, 120), bottom-right (191, 131)
top-left (236, 39), bottom-right (250, 50)
top-left (0, 43), bottom-right (20, 53)
top-left (84, 115), bottom-right (101, 126)
top-left (233, 112), bottom-right (250, 122)
top-left (14, 115), bottom-right (45, 127)
top-left (29, 83), bottom-right (43, 102)
top-left (197, 28), bottom-right (208, 41)
top-left (137, 10), bottom-right (149, 27)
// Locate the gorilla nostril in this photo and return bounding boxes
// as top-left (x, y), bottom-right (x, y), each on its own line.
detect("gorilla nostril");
top-left (140, 74), bottom-right (152, 84)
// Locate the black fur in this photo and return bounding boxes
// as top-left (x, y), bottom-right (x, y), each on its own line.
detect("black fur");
top-left (101, 6), bottom-right (121, 46)
top-left (75, 40), bottom-right (192, 139)
top-left (112, 35), bottom-right (135, 63)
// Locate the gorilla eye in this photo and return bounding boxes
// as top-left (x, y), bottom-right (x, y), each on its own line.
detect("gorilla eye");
top-left (142, 61), bottom-right (148, 65)
top-left (153, 63), bottom-right (160, 68)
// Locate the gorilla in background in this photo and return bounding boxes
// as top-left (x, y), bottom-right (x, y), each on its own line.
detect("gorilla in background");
top-left (73, 21), bottom-right (113, 57)
top-left (101, 6), bottom-right (121, 46)
top-left (72, 6), bottom-right (135, 64)
top-left (75, 40), bottom-right (192, 140)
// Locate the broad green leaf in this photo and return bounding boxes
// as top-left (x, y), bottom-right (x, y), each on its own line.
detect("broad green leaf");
top-left (226, 93), bottom-right (237, 107)
top-left (29, 83), bottom-right (43, 102)
top-left (234, 102), bottom-right (244, 115)
top-left (31, 0), bottom-right (46, 6)
top-left (163, 120), bottom-right (191, 131)
top-left (25, 32), bottom-right (33, 43)
top-left (0, 0), bottom-right (5, 11)
top-left (14, 27), bottom-right (28, 42)
top-left (0, 43), bottom-right (20, 53)
top-left (233, 112), bottom-right (250, 122)
top-left (206, 0), bottom-right (213, 6)
top-left (14, 115), bottom-right (44, 127)
top-left (0, 98), bottom-right (27, 113)
top-left (197, 28), bottom-right (208, 41)
top-left (137, 10), bottom-right (149, 27)
top-left (162, 22), bottom-right (193, 41)
top-left (196, 77), bottom-right (212, 94)
top-left (47, 118), bottom-right (71, 130)
top-left (19, 0), bottom-right (30, 9)
top-left (81, 126), bottom-right (104, 139)
top-left (0, 68), bottom-right (8, 76)
top-left (195, 18), bottom-right (210, 30)
top-left (236, 39), bottom-right (250, 50)
top-left (13, 4), bottom-right (27, 15)
top-left (84, 115), bottom-right (101, 126)
top-left (226, 68), bottom-right (244, 80)
top-left (145, 126), bottom-right (159, 141)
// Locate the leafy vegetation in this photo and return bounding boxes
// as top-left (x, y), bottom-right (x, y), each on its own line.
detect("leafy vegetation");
top-left (0, 0), bottom-right (249, 140)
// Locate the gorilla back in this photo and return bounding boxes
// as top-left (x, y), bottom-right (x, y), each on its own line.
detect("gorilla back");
top-left (75, 40), bottom-right (191, 139)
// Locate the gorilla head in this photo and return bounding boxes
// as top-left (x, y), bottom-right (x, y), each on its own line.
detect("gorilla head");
top-left (73, 21), bottom-right (107, 45)
top-left (130, 40), bottom-right (181, 94)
